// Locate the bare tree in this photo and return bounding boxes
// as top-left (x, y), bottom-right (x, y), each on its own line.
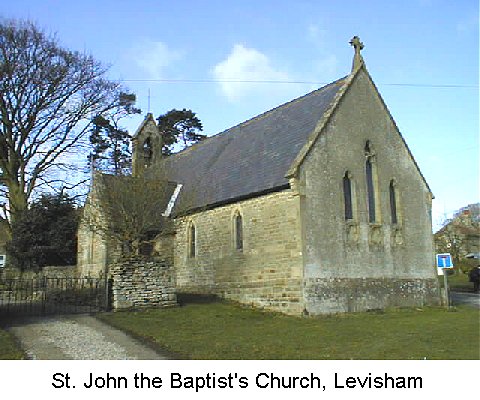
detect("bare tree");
top-left (435, 222), bottom-right (463, 265)
top-left (83, 173), bottom-right (175, 256)
top-left (0, 19), bottom-right (127, 223)
top-left (434, 205), bottom-right (480, 273)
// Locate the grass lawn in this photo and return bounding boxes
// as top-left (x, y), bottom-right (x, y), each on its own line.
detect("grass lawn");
top-left (0, 327), bottom-right (24, 359)
top-left (98, 302), bottom-right (480, 360)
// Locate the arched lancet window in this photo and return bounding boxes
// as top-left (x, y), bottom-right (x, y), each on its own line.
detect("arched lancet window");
top-left (365, 141), bottom-right (377, 223)
top-left (343, 172), bottom-right (353, 220)
top-left (189, 223), bottom-right (196, 258)
top-left (366, 158), bottom-right (376, 223)
top-left (143, 137), bottom-right (153, 167)
top-left (234, 213), bottom-right (243, 251)
top-left (389, 180), bottom-right (398, 225)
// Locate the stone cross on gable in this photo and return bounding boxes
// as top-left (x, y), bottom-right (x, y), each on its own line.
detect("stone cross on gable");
top-left (349, 36), bottom-right (364, 71)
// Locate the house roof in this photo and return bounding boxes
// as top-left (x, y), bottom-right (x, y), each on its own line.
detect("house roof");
top-left (151, 78), bottom-right (347, 215)
top-left (435, 222), bottom-right (480, 237)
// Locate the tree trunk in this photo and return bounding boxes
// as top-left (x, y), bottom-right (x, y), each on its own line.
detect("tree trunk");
top-left (8, 182), bottom-right (28, 223)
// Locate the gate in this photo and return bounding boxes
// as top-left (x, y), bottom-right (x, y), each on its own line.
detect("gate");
top-left (0, 276), bottom-right (111, 318)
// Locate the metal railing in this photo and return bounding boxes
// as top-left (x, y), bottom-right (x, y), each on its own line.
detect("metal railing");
top-left (0, 277), bottom-right (111, 318)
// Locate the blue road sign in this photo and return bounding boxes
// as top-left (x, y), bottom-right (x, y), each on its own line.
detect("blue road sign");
top-left (436, 253), bottom-right (454, 268)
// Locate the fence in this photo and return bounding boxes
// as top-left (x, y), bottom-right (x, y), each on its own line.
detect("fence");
top-left (0, 276), bottom-right (111, 318)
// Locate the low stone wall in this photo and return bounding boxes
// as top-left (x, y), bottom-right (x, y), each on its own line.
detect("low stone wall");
top-left (109, 258), bottom-right (177, 310)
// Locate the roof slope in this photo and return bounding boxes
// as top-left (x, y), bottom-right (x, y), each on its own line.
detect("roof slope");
top-left (152, 78), bottom-right (346, 215)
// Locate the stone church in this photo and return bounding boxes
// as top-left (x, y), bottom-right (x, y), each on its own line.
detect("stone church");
top-left (78, 37), bottom-right (440, 315)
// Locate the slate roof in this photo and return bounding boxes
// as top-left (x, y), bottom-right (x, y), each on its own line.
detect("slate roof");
top-left (151, 78), bottom-right (347, 216)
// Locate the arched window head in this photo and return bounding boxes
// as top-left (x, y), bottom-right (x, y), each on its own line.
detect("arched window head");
top-left (343, 172), bottom-right (353, 221)
top-left (389, 180), bottom-right (398, 225)
top-left (189, 223), bottom-right (196, 258)
top-left (234, 212), bottom-right (243, 251)
top-left (364, 140), bottom-right (373, 156)
top-left (143, 137), bottom-right (153, 167)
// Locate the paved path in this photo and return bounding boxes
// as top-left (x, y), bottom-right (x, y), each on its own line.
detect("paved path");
top-left (451, 291), bottom-right (480, 309)
top-left (7, 314), bottom-right (170, 360)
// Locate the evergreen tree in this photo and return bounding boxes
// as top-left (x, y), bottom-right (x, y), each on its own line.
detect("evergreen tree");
top-left (89, 92), bottom-right (141, 175)
top-left (7, 193), bottom-right (78, 271)
top-left (157, 109), bottom-right (206, 155)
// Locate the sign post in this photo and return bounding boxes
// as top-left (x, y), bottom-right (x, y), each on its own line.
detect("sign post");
top-left (436, 253), bottom-right (454, 307)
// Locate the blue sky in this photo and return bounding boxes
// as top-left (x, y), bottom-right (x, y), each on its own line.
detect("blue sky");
top-left (3, 0), bottom-right (479, 230)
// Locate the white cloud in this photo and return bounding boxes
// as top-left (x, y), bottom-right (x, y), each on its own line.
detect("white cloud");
top-left (132, 40), bottom-right (183, 79)
top-left (212, 44), bottom-right (291, 101)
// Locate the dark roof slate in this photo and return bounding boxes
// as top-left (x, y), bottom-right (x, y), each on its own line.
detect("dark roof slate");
top-left (153, 78), bottom-right (346, 215)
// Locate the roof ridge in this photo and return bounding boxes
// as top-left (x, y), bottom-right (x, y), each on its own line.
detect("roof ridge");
top-left (162, 77), bottom-right (347, 160)
top-left (224, 76), bottom-right (348, 132)
top-left (285, 71), bottom-right (358, 177)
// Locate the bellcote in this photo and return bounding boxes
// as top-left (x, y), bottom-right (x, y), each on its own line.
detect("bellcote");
top-left (132, 113), bottom-right (164, 177)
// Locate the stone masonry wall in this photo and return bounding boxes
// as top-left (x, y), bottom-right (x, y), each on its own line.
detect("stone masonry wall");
top-left (172, 189), bottom-right (304, 315)
top-left (153, 233), bottom-right (175, 268)
top-left (300, 67), bottom-right (440, 314)
top-left (77, 221), bottom-right (110, 277)
top-left (305, 277), bottom-right (439, 314)
top-left (77, 175), bottom-right (112, 278)
top-left (110, 258), bottom-right (176, 310)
